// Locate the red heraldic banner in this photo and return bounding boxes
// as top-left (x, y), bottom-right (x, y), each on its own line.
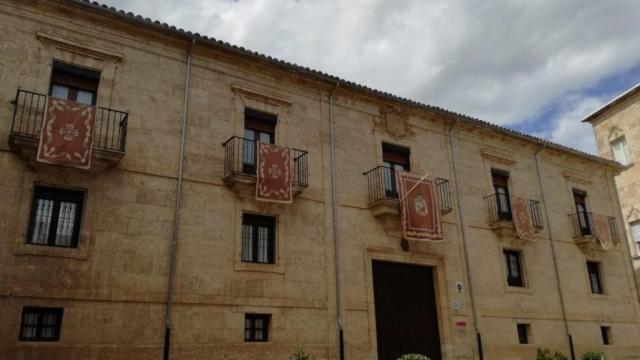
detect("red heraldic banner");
top-left (593, 213), bottom-right (613, 250)
top-left (396, 171), bottom-right (443, 241)
top-left (37, 98), bottom-right (96, 169)
top-left (256, 142), bottom-right (292, 203)
top-left (511, 196), bottom-right (535, 241)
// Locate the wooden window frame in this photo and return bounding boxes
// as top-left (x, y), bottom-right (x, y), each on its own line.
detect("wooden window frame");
top-left (587, 261), bottom-right (604, 295)
top-left (241, 214), bottom-right (276, 264)
top-left (504, 249), bottom-right (525, 287)
top-left (26, 186), bottom-right (85, 248)
top-left (19, 307), bottom-right (64, 342)
top-left (381, 143), bottom-right (410, 198)
top-left (244, 313), bottom-right (270, 342)
top-left (492, 169), bottom-right (512, 221)
top-left (49, 61), bottom-right (100, 105)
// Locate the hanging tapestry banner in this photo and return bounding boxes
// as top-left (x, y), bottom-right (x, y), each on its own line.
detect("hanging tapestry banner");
top-left (593, 213), bottom-right (614, 250)
top-left (511, 196), bottom-right (535, 240)
top-left (37, 97), bottom-right (96, 169)
top-left (396, 171), bottom-right (443, 241)
top-left (256, 142), bottom-right (292, 203)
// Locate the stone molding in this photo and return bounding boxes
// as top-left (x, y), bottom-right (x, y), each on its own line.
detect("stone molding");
top-left (36, 32), bottom-right (123, 61)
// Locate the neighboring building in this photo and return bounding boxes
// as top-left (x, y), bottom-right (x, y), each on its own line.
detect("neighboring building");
top-left (0, 1), bottom-right (639, 359)
top-left (584, 84), bottom-right (640, 293)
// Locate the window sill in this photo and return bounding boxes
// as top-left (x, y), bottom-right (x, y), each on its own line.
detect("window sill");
top-left (505, 285), bottom-right (532, 295)
top-left (234, 260), bottom-right (285, 275)
top-left (14, 239), bottom-right (89, 260)
top-left (589, 293), bottom-right (608, 300)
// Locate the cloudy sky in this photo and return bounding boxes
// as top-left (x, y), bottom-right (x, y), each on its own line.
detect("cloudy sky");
top-left (101, 0), bottom-right (640, 154)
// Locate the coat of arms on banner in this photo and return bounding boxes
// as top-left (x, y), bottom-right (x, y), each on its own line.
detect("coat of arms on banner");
top-left (256, 142), bottom-right (292, 203)
top-left (511, 196), bottom-right (535, 240)
top-left (396, 171), bottom-right (443, 241)
top-left (37, 97), bottom-right (96, 169)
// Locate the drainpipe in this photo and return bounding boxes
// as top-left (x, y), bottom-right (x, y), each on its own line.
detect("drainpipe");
top-left (447, 123), bottom-right (483, 360)
top-left (328, 83), bottom-right (345, 360)
top-left (163, 37), bottom-right (195, 360)
top-left (534, 146), bottom-right (575, 360)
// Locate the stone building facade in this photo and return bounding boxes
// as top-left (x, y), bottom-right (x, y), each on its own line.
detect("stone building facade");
top-left (584, 85), bottom-right (640, 294)
top-left (1, 1), bottom-right (639, 359)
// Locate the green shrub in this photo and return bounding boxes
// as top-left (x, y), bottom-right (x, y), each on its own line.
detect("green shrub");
top-left (289, 345), bottom-right (314, 360)
top-left (536, 348), bottom-right (569, 360)
top-left (397, 354), bottom-right (430, 360)
top-left (582, 352), bottom-right (606, 360)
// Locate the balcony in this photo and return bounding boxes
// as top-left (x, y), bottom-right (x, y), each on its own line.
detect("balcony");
top-left (222, 136), bottom-right (308, 195)
top-left (363, 165), bottom-right (452, 222)
top-left (568, 211), bottom-right (620, 250)
top-left (485, 193), bottom-right (544, 239)
top-left (8, 89), bottom-right (128, 172)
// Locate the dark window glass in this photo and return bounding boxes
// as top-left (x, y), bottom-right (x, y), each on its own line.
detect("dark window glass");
top-left (19, 307), bottom-right (63, 341)
top-left (244, 314), bottom-right (270, 342)
top-left (504, 250), bottom-right (525, 287)
top-left (492, 170), bottom-right (512, 220)
top-left (242, 109), bottom-right (276, 174)
top-left (573, 190), bottom-right (591, 236)
top-left (381, 143), bottom-right (410, 198)
top-left (49, 61), bottom-right (100, 105)
top-left (587, 261), bottom-right (604, 294)
top-left (517, 323), bottom-right (530, 344)
top-left (242, 214), bottom-right (276, 264)
top-left (27, 186), bottom-right (84, 248)
top-left (601, 326), bottom-right (611, 345)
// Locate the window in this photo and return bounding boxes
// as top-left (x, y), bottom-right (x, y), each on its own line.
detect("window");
top-left (19, 307), bottom-right (63, 341)
top-left (631, 221), bottom-right (640, 255)
top-left (242, 108), bottom-right (276, 174)
top-left (492, 170), bottom-right (511, 220)
top-left (382, 143), bottom-right (410, 198)
top-left (244, 314), bottom-right (270, 342)
top-left (517, 323), bottom-right (530, 344)
top-left (242, 214), bottom-right (276, 264)
top-left (610, 137), bottom-right (631, 166)
top-left (27, 186), bottom-right (84, 248)
top-left (49, 61), bottom-right (100, 105)
top-left (601, 326), bottom-right (611, 345)
top-left (504, 250), bottom-right (525, 287)
top-left (587, 261), bottom-right (604, 294)
top-left (573, 190), bottom-right (591, 236)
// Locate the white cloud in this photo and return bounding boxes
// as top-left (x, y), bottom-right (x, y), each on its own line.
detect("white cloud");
top-left (100, 0), bottom-right (640, 153)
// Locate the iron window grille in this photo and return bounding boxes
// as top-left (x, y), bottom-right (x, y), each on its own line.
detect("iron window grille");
top-left (517, 323), bottom-right (530, 344)
top-left (27, 186), bottom-right (84, 248)
top-left (19, 307), bottom-right (64, 342)
top-left (504, 250), bottom-right (525, 287)
top-left (244, 314), bottom-right (270, 342)
top-left (485, 194), bottom-right (544, 229)
top-left (587, 261), bottom-right (604, 294)
top-left (242, 214), bottom-right (276, 264)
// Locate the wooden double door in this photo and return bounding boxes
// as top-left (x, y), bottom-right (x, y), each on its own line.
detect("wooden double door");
top-left (372, 261), bottom-right (442, 360)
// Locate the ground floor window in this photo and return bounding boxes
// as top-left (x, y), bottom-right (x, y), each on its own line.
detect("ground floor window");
top-left (517, 323), bottom-right (530, 344)
top-left (19, 307), bottom-right (63, 341)
top-left (244, 314), bottom-right (270, 342)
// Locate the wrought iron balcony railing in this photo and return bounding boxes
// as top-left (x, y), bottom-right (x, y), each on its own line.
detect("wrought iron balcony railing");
top-left (363, 165), bottom-right (452, 214)
top-left (568, 211), bottom-right (619, 243)
top-left (10, 89), bottom-right (128, 153)
top-left (485, 193), bottom-right (544, 230)
top-left (222, 136), bottom-right (308, 187)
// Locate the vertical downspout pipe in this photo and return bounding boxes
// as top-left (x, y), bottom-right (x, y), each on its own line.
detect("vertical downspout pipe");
top-left (534, 146), bottom-right (574, 360)
top-left (163, 38), bottom-right (195, 360)
top-left (329, 83), bottom-right (345, 360)
top-left (447, 123), bottom-right (482, 360)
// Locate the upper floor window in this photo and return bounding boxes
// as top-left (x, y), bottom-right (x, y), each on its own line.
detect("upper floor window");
top-left (610, 137), bottom-right (631, 166)
top-left (587, 261), bottom-right (604, 294)
top-left (242, 214), bottom-right (276, 264)
top-left (244, 313), bottom-right (270, 342)
top-left (49, 61), bottom-right (100, 105)
top-left (243, 109), bottom-right (276, 174)
top-left (19, 307), bottom-right (63, 342)
top-left (573, 189), bottom-right (591, 236)
top-left (504, 249), bottom-right (525, 287)
top-left (492, 170), bottom-right (511, 220)
top-left (630, 221), bottom-right (640, 255)
top-left (27, 186), bottom-right (84, 248)
top-left (381, 143), bottom-right (410, 198)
